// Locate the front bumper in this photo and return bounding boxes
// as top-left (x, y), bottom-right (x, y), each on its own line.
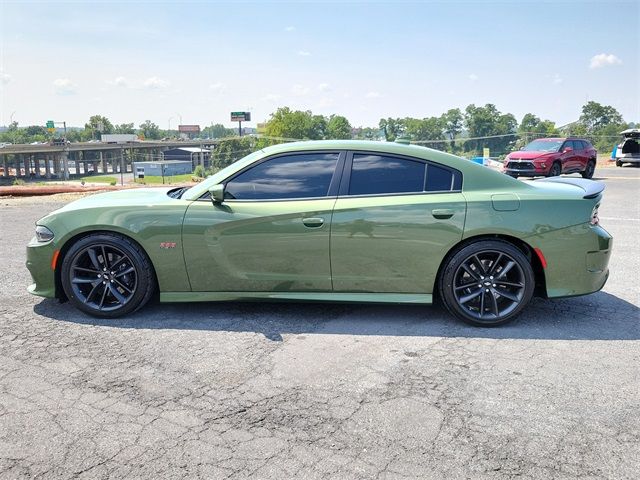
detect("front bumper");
top-left (504, 161), bottom-right (548, 177)
top-left (527, 223), bottom-right (612, 298)
top-left (26, 237), bottom-right (57, 298)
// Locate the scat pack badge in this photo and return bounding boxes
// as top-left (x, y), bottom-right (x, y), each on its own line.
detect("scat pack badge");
top-left (159, 242), bottom-right (177, 249)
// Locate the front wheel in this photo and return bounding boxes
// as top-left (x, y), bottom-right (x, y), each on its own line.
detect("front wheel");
top-left (547, 162), bottom-right (562, 177)
top-left (439, 240), bottom-right (535, 327)
top-left (60, 233), bottom-right (155, 318)
top-left (581, 160), bottom-right (596, 179)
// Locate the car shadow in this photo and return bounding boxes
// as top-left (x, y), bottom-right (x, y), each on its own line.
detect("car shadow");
top-left (34, 290), bottom-right (638, 342)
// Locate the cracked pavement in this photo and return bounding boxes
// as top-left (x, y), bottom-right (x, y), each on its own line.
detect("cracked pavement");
top-left (1, 169), bottom-right (638, 479)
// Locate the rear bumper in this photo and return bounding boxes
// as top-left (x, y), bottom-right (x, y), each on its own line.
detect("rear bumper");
top-left (526, 224), bottom-right (612, 298)
top-left (26, 237), bottom-right (57, 298)
top-left (615, 155), bottom-right (640, 164)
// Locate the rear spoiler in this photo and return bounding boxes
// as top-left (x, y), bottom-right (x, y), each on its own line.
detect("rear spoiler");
top-left (534, 177), bottom-right (605, 199)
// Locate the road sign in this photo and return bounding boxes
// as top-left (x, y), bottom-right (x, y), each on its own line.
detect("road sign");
top-left (46, 120), bottom-right (54, 128)
top-left (178, 125), bottom-right (200, 133)
top-left (483, 147), bottom-right (490, 158)
top-left (231, 112), bottom-right (251, 122)
top-left (47, 128), bottom-right (55, 134)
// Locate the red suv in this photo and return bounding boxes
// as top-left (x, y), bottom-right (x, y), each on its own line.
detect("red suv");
top-left (504, 138), bottom-right (597, 178)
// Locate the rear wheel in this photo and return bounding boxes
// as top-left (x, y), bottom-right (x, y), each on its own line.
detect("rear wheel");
top-left (439, 240), bottom-right (535, 327)
top-left (615, 160), bottom-right (623, 167)
top-left (61, 233), bottom-right (155, 318)
top-left (547, 162), bottom-right (561, 177)
top-left (581, 160), bottom-right (596, 179)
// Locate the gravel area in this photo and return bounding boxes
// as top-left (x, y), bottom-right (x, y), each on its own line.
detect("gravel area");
top-left (0, 168), bottom-right (638, 479)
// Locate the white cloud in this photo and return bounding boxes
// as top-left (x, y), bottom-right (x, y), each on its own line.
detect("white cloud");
top-left (318, 83), bottom-right (330, 92)
top-left (263, 93), bottom-right (281, 102)
top-left (589, 53), bottom-right (622, 69)
top-left (297, 50), bottom-right (311, 56)
top-left (143, 76), bottom-right (170, 89)
top-left (552, 73), bottom-right (563, 85)
top-left (107, 76), bottom-right (129, 87)
top-left (468, 73), bottom-right (478, 81)
top-left (285, 26), bottom-right (295, 32)
top-left (1, 72), bottom-right (10, 85)
top-left (53, 78), bottom-right (77, 95)
top-left (209, 82), bottom-right (225, 93)
top-left (365, 91), bottom-right (381, 98)
top-left (292, 84), bottom-right (310, 96)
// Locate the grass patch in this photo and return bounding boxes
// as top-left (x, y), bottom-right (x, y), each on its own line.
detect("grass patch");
top-left (135, 174), bottom-right (194, 184)
top-left (81, 175), bottom-right (118, 184)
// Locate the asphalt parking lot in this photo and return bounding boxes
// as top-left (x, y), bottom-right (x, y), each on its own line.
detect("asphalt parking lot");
top-left (1, 167), bottom-right (638, 479)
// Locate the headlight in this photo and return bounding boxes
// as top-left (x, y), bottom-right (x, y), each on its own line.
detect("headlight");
top-left (35, 225), bottom-right (54, 242)
top-left (590, 204), bottom-right (600, 226)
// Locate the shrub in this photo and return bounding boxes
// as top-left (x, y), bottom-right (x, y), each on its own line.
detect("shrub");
top-left (109, 180), bottom-right (116, 186)
top-left (13, 178), bottom-right (25, 186)
top-left (193, 165), bottom-right (206, 178)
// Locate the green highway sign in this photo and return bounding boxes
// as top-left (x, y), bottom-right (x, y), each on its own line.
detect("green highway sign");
top-left (46, 120), bottom-right (54, 128)
top-left (231, 111), bottom-right (251, 122)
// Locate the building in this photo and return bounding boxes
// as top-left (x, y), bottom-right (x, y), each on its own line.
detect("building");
top-left (162, 147), bottom-right (211, 168)
top-left (132, 160), bottom-right (192, 177)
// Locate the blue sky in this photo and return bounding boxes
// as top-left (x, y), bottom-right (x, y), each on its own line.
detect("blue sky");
top-left (1, 0), bottom-right (638, 129)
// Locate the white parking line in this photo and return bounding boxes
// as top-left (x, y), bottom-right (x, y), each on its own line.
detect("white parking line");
top-left (600, 217), bottom-right (640, 222)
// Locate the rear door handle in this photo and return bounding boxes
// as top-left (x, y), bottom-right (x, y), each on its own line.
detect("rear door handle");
top-left (432, 209), bottom-right (454, 219)
top-left (302, 217), bottom-right (324, 228)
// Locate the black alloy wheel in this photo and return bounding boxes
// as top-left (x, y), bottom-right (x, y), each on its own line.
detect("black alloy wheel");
top-left (439, 240), bottom-right (535, 326)
top-left (548, 162), bottom-right (562, 177)
top-left (581, 160), bottom-right (596, 179)
top-left (61, 233), bottom-right (155, 318)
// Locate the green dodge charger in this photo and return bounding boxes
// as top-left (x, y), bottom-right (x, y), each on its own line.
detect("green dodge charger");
top-left (26, 140), bottom-right (612, 326)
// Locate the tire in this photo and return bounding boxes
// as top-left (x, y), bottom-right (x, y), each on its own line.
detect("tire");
top-left (547, 162), bottom-right (561, 177)
top-left (581, 160), bottom-right (596, 179)
top-left (615, 160), bottom-right (622, 167)
top-left (439, 240), bottom-right (535, 327)
top-left (60, 233), bottom-right (155, 318)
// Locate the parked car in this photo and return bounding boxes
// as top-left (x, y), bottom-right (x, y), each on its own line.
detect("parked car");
top-left (503, 138), bottom-right (597, 178)
top-left (613, 129), bottom-right (640, 167)
top-left (26, 140), bottom-right (612, 327)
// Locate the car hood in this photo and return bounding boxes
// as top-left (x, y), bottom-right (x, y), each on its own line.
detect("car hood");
top-left (507, 151), bottom-right (556, 160)
top-left (50, 187), bottom-right (179, 215)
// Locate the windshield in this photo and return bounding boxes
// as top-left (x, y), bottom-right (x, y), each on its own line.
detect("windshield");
top-left (522, 140), bottom-right (563, 152)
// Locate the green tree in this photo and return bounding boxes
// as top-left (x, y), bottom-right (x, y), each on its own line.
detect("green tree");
top-left (264, 107), bottom-right (326, 140)
top-left (378, 118), bottom-right (405, 142)
top-left (404, 117), bottom-right (445, 148)
top-left (464, 104), bottom-right (517, 155)
top-left (138, 120), bottom-right (161, 140)
top-left (203, 123), bottom-right (234, 139)
top-left (441, 108), bottom-right (464, 151)
top-left (115, 123), bottom-right (135, 134)
top-left (326, 115), bottom-right (352, 139)
top-left (579, 101), bottom-right (624, 133)
top-left (84, 115), bottom-right (114, 139)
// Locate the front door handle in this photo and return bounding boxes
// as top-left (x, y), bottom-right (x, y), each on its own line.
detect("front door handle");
top-left (432, 209), bottom-right (454, 220)
top-left (302, 217), bottom-right (324, 228)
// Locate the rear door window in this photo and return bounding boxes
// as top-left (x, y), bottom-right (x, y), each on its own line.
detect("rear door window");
top-left (347, 153), bottom-right (461, 195)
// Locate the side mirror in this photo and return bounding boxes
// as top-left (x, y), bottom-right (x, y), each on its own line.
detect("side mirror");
top-left (563, 147), bottom-right (573, 153)
top-left (209, 184), bottom-right (225, 204)
top-left (519, 147), bottom-right (525, 150)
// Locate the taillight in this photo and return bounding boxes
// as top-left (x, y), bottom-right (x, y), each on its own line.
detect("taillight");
top-left (590, 204), bottom-right (600, 225)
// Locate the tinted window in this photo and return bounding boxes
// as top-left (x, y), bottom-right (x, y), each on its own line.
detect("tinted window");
top-left (349, 154), bottom-right (425, 195)
top-left (426, 163), bottom-right (456, 191)
top-left (225, 153), bottom-right (338, 200)
top-left (572, 140), bottom-right (582, 150)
